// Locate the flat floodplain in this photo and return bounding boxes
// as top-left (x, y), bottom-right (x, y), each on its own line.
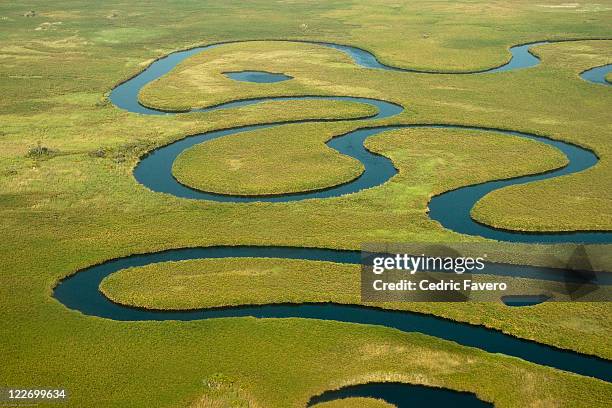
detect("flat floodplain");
top-left (1, 1), bottom-right (611, 407)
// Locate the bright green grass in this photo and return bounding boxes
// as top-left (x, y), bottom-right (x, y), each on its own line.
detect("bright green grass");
top-left (470, 42), bottom-right (612, 231)
top-left (173, 120), bottom-right (366, 196)
top-left (172, 121), bottom-right (567, 197)
top-left (187, 376), bottom-right (393, 408)
top-left (1, 1), bottom-right (612, 407)
top-left (100, 258), bottom-right (612, 359)
top-left (189, 373), bottom-right (259, 408)
top-left (143, 39), bottom-right (612, 231)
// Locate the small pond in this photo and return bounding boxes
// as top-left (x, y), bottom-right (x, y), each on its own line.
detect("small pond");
top-left (502, 295), bottom-right (550, 307)
top-left (224, 70), bottom-right (292, 83)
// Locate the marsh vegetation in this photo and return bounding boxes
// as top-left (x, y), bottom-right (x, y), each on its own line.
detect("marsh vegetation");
top-left (1, 1), bottom-right (611, 407)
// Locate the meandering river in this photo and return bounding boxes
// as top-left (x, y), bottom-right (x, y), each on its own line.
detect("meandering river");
top-left (59, 39), bottom-right (612, 406)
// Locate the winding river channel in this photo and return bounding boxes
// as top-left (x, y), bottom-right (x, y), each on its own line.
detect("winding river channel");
top-left (58, 40), bottom-right (612, 406)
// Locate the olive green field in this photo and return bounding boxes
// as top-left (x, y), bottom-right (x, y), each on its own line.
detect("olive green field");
top-left (1, 1), bottom-right (611, 407)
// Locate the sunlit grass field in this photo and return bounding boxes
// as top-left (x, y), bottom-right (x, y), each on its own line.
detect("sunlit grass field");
top-left (100, 257), bottom-right (612, 358)
top-left (146, 40), bottom-right (612, 231)
top-left (1, 1), bottom-right (611, 407)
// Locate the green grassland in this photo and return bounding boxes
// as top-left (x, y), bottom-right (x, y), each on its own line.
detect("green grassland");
top-left (471, 41), bottom-right (612, 230)
top-left (1, 1), bottom-right (612, 407)
top-left (172, 121), bottom-right (367, 196)
top-left (172, 123), bottom-right (566, 197)
top-left (312, 398), bottom-right (394, 408)
top-left (99, 258), bottom-right (612, 359)
top-left (144, 39), bottom-right (612, 231)
top-left (190, 377), bottom-right (389, 408)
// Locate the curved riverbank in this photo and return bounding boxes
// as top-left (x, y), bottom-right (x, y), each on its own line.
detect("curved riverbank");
top-left (53, 245), bottom-right (612, 382)
top-left (307, 382), bottom-right (492, 407)
top-left (112, 38), bottom-right (612, 242)
top-left (52, 38), bottom-right (612, 405)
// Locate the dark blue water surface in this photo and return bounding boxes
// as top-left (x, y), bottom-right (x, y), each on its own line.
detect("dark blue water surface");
top-left (224, 70), bottom-right (292, 83)
top-left (111, 39), bottom-right (611, 242)
top-left (134, 109), bottom-right (401, 202)
top-left (57, 39), bottom-right (612, 405)
top-left (501, 295), bottom-right (551, 307)
top-left (53, 245), bottom-right (612, 382)
top-left (307, 382), bottom-right (492, 407)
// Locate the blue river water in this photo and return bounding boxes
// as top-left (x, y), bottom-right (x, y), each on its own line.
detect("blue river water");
top-left (111, 39), bottom-right (612, 243)
top-left (63, 39), bottom-right (612, 405)
top-left (307, 382), bottom-right (492, 407)
top-left (54, 245), bottom-right (612, 383)
top-left (223, 70), bottom-right (292, 83)
top-left (581, 64), bottom-right (612, 86)
top-left (501, 294), bottom-right (551, 307)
